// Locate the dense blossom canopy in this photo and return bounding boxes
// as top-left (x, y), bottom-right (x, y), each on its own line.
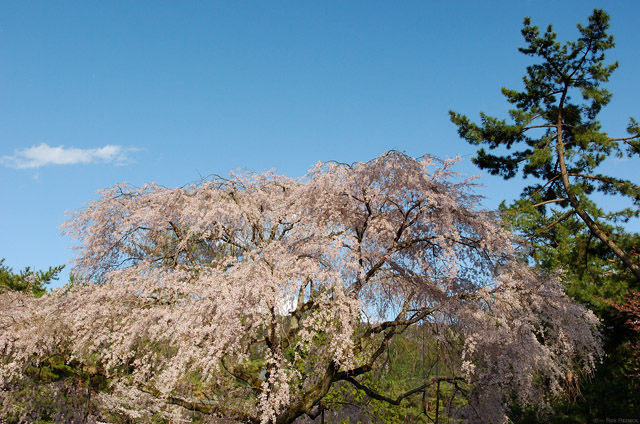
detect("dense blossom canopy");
top-left (1, 152), bottom-right (601, 423)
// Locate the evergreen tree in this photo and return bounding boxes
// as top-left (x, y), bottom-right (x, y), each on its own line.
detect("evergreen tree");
top-left (450, 9), bottom-right (640, 419)
top-left (450, 9), bottom-right (639, 280)
top-left (0, 258), bottom-right (64, 297)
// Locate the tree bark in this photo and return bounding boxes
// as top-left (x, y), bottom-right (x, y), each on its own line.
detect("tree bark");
top-left (555, 90), bottom-right (640, 281)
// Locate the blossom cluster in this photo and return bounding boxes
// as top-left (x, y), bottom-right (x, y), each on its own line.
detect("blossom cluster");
top-left (1, 152), bottom-right (601, 423)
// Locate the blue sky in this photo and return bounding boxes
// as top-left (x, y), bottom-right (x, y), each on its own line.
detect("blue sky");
top-left (1, 1), bottom-right (638, 288)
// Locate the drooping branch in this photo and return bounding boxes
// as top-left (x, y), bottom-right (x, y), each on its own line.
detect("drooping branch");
top-left (221, 356), bottom-right (263, 394)
top-left (139, 384), bottom-right (260, 423)
top-left (344, 327), bottom-right (398, 379)
top-left (341, 375), bottom-right (466, 406)
top-left (364, 303), bottom-right (440, 337)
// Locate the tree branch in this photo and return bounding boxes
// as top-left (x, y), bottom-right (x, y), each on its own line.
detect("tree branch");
top-left (555, 89), bottom-right (640, 280)
top-left (526, 210), bottom-right (575, 242)
top-left (169, 221), bottom-right (199, 270)
top-left (276, 362), bottom-right (338, 424)
top-left (568, 173), bottom-right (638, 189)
top-left (608, 134), bottom-right (640, 142)
top-left (525, 175), bottom-right (561, 201)
top-left (139, 384), bottom-right (259, 423)
top-left (522, 124), bottom-right (558, 131)
top-left (342, 375), bottom-right (465, 406)
top-left (532, 198), bottom-right (567, 208)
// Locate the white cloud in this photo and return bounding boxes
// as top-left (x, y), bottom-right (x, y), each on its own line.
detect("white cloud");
top-left (1, 143), bottom-right (137, 169)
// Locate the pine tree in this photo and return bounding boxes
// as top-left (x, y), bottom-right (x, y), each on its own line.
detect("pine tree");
top-left (0, 258), bottom-right (64, 297)
top-left (450, 9), bottom-right (640, 418)
top-left (450, 9), bottom-right (639, 281)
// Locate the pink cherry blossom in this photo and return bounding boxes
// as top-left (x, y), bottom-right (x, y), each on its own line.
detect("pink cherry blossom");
top-left (1, 152), bottom-right (601, 423)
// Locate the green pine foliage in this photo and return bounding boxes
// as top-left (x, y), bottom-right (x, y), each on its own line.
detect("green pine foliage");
top-left (0, 258), bottom-right (64, 297)
top-left (450, 9), bottom-right (640, 421)
top-left (450, 10), bottom-right (639, 279)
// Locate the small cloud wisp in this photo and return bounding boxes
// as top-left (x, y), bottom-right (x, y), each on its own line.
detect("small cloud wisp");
top-left (1, 143), bottom-right (137, 169)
